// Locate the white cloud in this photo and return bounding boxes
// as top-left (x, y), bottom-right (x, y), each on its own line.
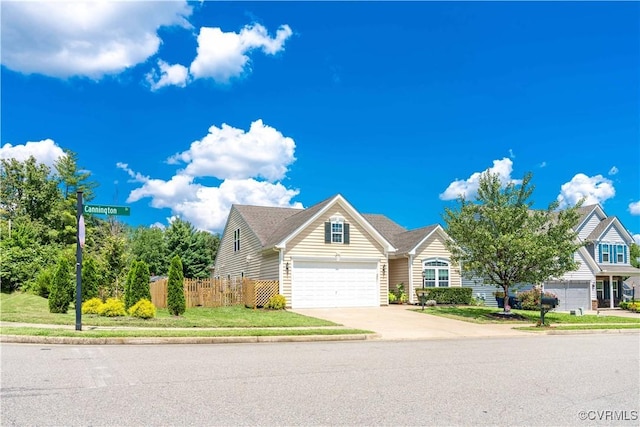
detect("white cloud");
top-left (0, 139), bottom-right (66, 168)
top-left (539, 161), bottom-right (547, 168)
top-left (629, 201), bottom-right (640, 215)
top-left (439, 158), bottom-right (521, 201)
top-left (146, 60), bottom-right (189, 91)
top-left (119, 121), bottom-right (301, 232)
top-left (168, 119), bottom-right (296, 181)
top-left (189, 24), bottom-right (293, 83)
top-left (608, 166), bottom-right (619, 175)
top-left (556, 173), bottom-right (615, 208)
top-left (508, 149), bottom-right (515, 159)
top-left (633, 234), bottom-right (640, 245)
top-left (1, 1), bottom-right (192, 79)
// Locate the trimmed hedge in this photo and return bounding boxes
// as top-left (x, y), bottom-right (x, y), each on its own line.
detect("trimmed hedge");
top-left (415, 287), bottom-right (472, 304)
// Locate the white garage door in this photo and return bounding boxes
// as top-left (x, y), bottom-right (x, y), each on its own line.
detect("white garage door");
top-left (292, 261), bottom-right (379, 308)
top-left (543, 281), bottom-right (591, 311)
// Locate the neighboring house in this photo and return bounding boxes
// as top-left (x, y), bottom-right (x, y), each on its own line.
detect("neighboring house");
top-left (213, 194), bottom-right (460, 309)
top-left (543, 204), bottom-right (640, 311)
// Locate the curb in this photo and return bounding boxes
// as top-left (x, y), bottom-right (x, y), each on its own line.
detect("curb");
top-left (0, 333), bottom-right (380, 345)
top-left (544, 329), bottom-right (640, 335)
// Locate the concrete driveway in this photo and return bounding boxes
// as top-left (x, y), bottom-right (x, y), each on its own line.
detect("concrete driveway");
top-left (292, 304), bottom-right (532, 340)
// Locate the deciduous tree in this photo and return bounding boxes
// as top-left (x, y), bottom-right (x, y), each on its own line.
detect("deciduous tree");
top-left (443, 172), bottom-right (584, 312)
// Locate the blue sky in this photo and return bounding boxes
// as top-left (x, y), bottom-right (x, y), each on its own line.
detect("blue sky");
top-left (2, 1), bottom-right (639, 241)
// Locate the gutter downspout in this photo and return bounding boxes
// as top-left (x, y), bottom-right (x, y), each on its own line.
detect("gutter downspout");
top-left (408, 254), bottom-right (414, 304)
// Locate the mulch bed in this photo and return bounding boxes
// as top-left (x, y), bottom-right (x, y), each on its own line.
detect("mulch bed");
top-left (485, 312), bottom-right (529, 321)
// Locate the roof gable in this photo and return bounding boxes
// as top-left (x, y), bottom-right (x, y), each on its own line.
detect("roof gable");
top-left (268, 194), bottom-right (396, 252)
top-left (587, 216), bottom-right (634, 243)
top-left (575, 204), bottom-right (605, 232)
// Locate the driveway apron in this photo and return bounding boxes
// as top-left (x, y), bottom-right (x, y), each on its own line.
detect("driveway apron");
top-left (292, 304), bottom-right (531, 340)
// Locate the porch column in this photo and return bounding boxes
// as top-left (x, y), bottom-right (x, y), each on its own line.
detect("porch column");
top-left (609, 275), bottom-right (614, 308)
top-left (408, 255), bottom-right (414, 304)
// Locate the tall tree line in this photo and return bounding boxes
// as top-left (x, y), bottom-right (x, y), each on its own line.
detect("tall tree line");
top-left (0, 153), bottom-right (220, 295)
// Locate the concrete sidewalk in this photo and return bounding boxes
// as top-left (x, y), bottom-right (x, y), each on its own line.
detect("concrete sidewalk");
top-left (292, 304), bottom-right (533, 340)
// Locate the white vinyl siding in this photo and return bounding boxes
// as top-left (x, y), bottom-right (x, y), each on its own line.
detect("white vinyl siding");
top-left (258, 250), bottom-right (279, 281)
top-left (283, 207), bottom-right (388, 307)
top-left (577, 211), bottom-right (605, 240)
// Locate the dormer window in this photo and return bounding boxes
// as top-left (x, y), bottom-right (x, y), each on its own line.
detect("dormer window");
top-left (324, 215), bottom-right (350, 244)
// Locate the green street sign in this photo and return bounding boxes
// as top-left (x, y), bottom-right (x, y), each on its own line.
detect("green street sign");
top-left (84, 204), bottom-right (130, 216)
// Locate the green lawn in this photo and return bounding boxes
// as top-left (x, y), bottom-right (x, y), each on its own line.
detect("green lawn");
top-left (416, 306), bottom-right (640, 325)
top-left (0, 292), bottom-right (337, 328)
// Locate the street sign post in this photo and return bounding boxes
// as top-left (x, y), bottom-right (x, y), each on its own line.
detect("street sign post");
top-left (84, 204), bottom-right (130, 216)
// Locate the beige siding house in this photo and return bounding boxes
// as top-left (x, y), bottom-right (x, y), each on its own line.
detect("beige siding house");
top-left (213, 194), bottom-right (460, 308)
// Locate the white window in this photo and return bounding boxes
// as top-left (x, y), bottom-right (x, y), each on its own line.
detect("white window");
top-left (331, 221), bottom-right (343, 243)
top-left (601, 244), bottom-right (609, 263)
top-left (612, 280), bottom-right (618, 298)
top-left (234, 228), bottom-right (240, 252)
top-left (596, 281), bottom-right (604, 299)
top-left (423, 259), bottom-right (450, 287)
top-left (616, 245), bottom-right (624, 263)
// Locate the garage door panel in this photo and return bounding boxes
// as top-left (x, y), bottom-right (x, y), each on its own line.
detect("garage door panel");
top-left (292, 261), bottom-right (378, 309)
top-left (543, 281), bottom-right (590, 311)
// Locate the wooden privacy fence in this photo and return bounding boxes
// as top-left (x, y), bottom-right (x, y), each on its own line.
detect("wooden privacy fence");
top-left (150, 278), bottom-right (279, 309)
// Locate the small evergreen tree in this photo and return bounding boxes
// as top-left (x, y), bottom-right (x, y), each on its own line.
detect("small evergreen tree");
top-left (48, 256), bottom-right (74, 313)
top-left (124, 261), bottom-right (138, 309)
top-left (130, 260), bottom-right (151, 308)
top-left (167, 255), bottom-right (186, 316)
top-left (81, 256), bottom-right (101, 302)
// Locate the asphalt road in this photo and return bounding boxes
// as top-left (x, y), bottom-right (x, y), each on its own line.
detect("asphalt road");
top-left (1, 334), bottom-right (639, 426)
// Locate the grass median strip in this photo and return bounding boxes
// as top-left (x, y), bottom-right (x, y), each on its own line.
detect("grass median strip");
top-left (516, 324), bottom-right (640, 331)
top-left (415, 306), bottom-right (640, 327)
top-left (0, 326), bottom-right (373, 338)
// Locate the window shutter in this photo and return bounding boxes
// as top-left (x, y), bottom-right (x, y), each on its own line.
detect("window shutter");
top-left (624, 246), bottom-right (627, 264)
top-left (325, 222), bottom-right (331, 243)
top-left (344, 223), bottom-right (350, 244)
top-left (598, 244), bottom-right (602, 263)
top-left (613, 245), bottom-right (617, 264)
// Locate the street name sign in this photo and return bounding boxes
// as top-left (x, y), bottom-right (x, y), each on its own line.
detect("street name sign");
top-left (84, 204), bottom-right (131, 216)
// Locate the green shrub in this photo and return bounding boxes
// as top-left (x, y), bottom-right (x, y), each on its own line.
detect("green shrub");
top-left (469, 296), bottom-right (486, 306)
top-left (48, 256), bottom-right (74, 313)
top-left (414, 287), bottom-right (472, 304)
top-left (628, 302), bottom-right (640, 313)
top-left (265, 294), bottom-right (286, 310)
top-left (392, 283), bottom-right (408, 303)
top-left (388, 292), bottom-right (397, 304)
top-left (82, 297), bottom-right (104, 315)
top-left (97, 298), bottom-right (126, 317)
top-left (128, 299), bottom-right (156, 319)
top-left (619, 301), bottom-right (628, 310)
top-left (28, 266), bottom-right (54, 298)
top-left (81, 256), bottom-right (101, 302)
top-left (517, 289), bottom-right (558, 310)
top-left (167, 255), bottom-right (186, 316)
top-left (124, 262), bottom-right (137, 309)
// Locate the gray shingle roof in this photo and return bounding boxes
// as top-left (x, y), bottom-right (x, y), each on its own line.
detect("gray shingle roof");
top-left (392, 225), bottom-right (439, 254)
top-left (234, 205), bottom-right (302, 246)
top-left (586, 216), bottom-right (616, 241)
top-left (234, 195), bottom-right (442, 254)
top-left (362, 214), bottom-right (407, 240)
top-left (262, 195), bottom-right (337, 248)
top-left (363, 214), bottom-right (440, 253)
